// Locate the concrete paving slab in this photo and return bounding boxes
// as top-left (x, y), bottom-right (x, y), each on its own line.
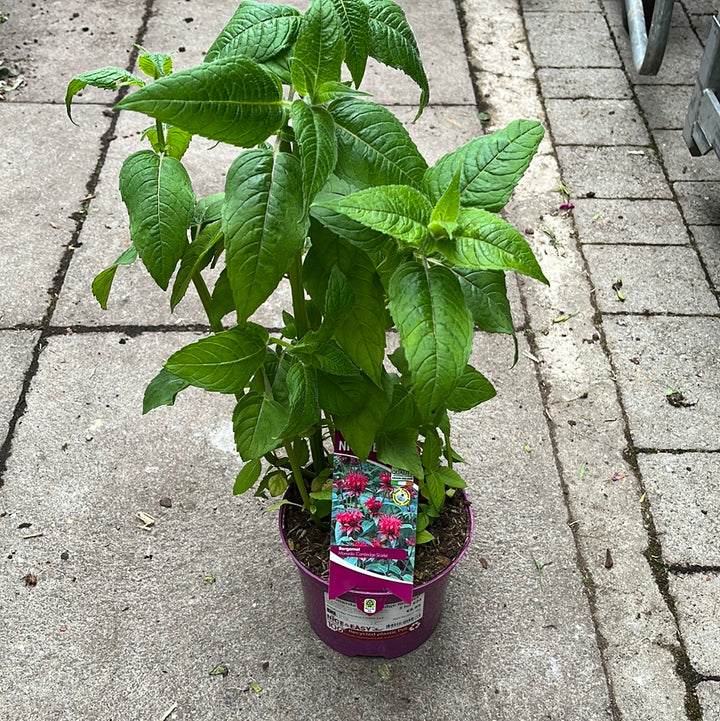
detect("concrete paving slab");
top-left (669, 572), bottom-right (720, 677)
top-left (515, 182), bottom-right (690, 721)
top-left (692, 225), bottom-right (720, 291)
top-left (635, 85), bottom-right (695, 130)
top-left (603, 316), bottom-right (720, 450)
top-left (699, 682), bottom-right (720, 721)
top-left (556, 145), bottom-right (673, 199)
top-left (675, 181), bottom-right (720, 225)
top-left (640, 452), bottom-right (720, 567)
top-left (0, 103), bottom-right (112, 327)
top-left (523, 11), bottom-right (620, 69)
top-left (0, 0), bottom-right (146, 104)
top-left (0, 331), bottom-right (38, 436)
top-left (0, 330), bottom-right (614, 720)
top-left (573, 199), bottom-right (690, 245)
top-left (536, 68), bottom-right (632, 100)
top-left (654, 129), bottom-right (720, 183)
top-left (582, 243), bottom-right (719, 314)
top-left (545, 98), bottom-right (650, 146)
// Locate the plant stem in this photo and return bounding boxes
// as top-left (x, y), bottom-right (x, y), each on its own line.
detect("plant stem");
top-left (288, 250), bottom-right (309, 337)
top-left (309, 426), bottom-right (327, 474)
top-left (284, 440), bottom-right (315, 521)
top-left (155, 119), bottom-right (166, 151)
top-left (192, 274), bottom-right (223, 333)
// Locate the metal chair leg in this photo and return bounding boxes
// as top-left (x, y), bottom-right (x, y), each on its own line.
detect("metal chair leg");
top-left (624, 0), bottom-right (675, 75)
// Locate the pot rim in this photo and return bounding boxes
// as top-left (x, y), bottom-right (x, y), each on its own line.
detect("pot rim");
top-left (279, 492), bottom-right (474, 595)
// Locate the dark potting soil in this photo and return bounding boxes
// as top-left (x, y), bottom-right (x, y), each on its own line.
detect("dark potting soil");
top-left (283, 490), bottom-right (472, 585)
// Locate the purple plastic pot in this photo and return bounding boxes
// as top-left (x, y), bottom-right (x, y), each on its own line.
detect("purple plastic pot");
top-left (279, 499), bottom-right (473, 658)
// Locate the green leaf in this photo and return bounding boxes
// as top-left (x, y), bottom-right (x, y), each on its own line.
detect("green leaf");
top-left (388, 261), bottom-right (473, 422)
top-left (330, 0), bottom-right (370, 86)
top-left (323, 185), bottom-right (432, 245)
top-left (378, 375), bottom-right (419, 431)
top-left (425, 119), bottom-right (544, 211)
top-left (291, 0), bottom-right (345, 97)
top-left (91, 245), bottom-right (138, 310)
top-left (305, 229), bottom-right (386, 385)
top-left (142, 367), bottom-right (190, 414)
top-left (440, 208), bottom-right (548, 283)
top-left (206, 2), bottom-right (302, 64)
top-left (209, 269), bottom-right (235, 328)
top-left (283, 363), bottom-right (320, 438)
top-left (330, 97), bottom-right (427, 190)
top-left (446, 365), bottom-right (496, 412)
top-left (365, 0), bottom-right (429, 117)
top-left (423, 468), bottom-right (446, 511)
top-left (454, 268), bottom-right (514, 335)
top-left (233, 392), bottom-right (286, 459)
top-left (316, 371), bottom-right (367, 415)
top-left (192, 193), bottom-right (225, 230)
top-left (143, 126), bottom-right (192, 160)
top-left (324, 265), bottom-right (355, 328)
top-left (415, 529), bottom-right (435, 544)
top-left (333, 372), bottom-right (393, 459)
top-left (222, 149), bottom-right (306, 321)
top-left (429, 168), bottom-right (461, 239)
top-left (432, 466), bottom-right (467, 489)
top-left (290, 101), bottom-right (338, 207)
top-left (137, 51), bottom-right (173, 79)
top-left (115, 57), bottom-right (285, 148)
top-left (171, 221), bottom-right (223, 311)
top-left (234, 458), bottom-right (262, 494)
top-left (65, 67), bottom-right (145, 121)
top-left (376, 428), bottom-right (423, 478)
top-left (165, 324), bottom-right (269, 394)
top-left (119, 150), bottom-right (195, 290)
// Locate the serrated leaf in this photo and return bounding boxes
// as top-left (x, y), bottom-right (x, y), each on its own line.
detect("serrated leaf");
top-left (91, 245), bottom-right (138, 310)
top-left (454, 268), bottom-right (514, 335)
top-left (234, 458), bottom-right (262, 494)
top-left (143, 126), bottom-right (192, 160)
top-left (378, 375), bottom-right (419, 431)
top-left (330, 97), bottom-right (427, 190)
top-left (222, 149), bottom-right (306, 321)
top-left (119, 150), bottom-right (195, 290)
top-left (305, 229), bottom-right (385, 385)
top-left (430, 168), bottom-right (461, 226)
top-left (441, 208), bottom-right (548, 283)
top-left (209, 269), bottom-right (235, 328)
top-left (206, 2), bottom-right (302, 64)
top-left (165, 324), bottom-right (269, 394)
top-left (316, 371), bottom-right (367, 415)
top-left (142, 367), bottom-right (190, 414)
top-left (323, 184), bottom-right (431, 245)
top-left (388, 261), bottom-right (473, 422)
top-left (332, 372), bottom-right (393, 459)
top-left (115, 57), bottom-right (285, 148)
top-left (290, 101), bottom-right (337, 207)
top-left (432, 466), bottom-right (467, 489)
top-left (171, 221), bottom-right (222, 311)
top-left (233, 392), bottom-right (286, 459)
top-left (283, 362), bottom-right (320, 438)
top-left (446, 365), bottom-right (496, 412)
top-left (324, 265), bottom-right (355, 327)
top-left (376, 428), bottom-right (423, 479)
top-left (291, 0), bottom-right (345, 97)
top-left (330, 0), bottom-right (370, 86)
top-left (365, 0), bottom-right (428, 117)
top-left (65, 67), bottom-right (145, 121)
top-left (425, 119), bottom-right (544, 211)
top-left (137, 52), bottom-right (173, 79)
top-left (423, 468), bottom-right (446, 511)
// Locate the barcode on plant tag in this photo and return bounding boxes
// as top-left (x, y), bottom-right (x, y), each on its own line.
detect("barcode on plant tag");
top-left (325, 593), bottom-right (424, 639)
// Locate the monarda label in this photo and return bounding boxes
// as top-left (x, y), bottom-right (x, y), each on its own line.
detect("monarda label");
top-left (328, 431), bottom-right (419, 604)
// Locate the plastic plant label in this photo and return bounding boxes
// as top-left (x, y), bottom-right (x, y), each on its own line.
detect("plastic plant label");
top-left (328, 431), bottom-right (419, 604)
top-left (325, 592), bottom-right (424, 639)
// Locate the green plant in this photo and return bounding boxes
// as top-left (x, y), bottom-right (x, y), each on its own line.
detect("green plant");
top-left (66, 0), bottom-right (547, 538)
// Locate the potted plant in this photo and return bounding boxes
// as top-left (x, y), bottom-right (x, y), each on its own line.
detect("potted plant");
top-left (66, 0), bottom-right (546, 657)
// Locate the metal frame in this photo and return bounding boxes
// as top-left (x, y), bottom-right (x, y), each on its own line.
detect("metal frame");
top-left (684, 13), bottom-right (720, 159)
top-left (624, 0), bottom-right (675, 74)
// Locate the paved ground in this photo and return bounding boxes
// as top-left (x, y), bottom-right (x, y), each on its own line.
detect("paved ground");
top-left (0, 0), bottom-right (718, 719)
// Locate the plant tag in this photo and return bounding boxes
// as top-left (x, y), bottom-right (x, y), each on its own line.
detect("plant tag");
top-left (328, 431), bottom-right (419, 604)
